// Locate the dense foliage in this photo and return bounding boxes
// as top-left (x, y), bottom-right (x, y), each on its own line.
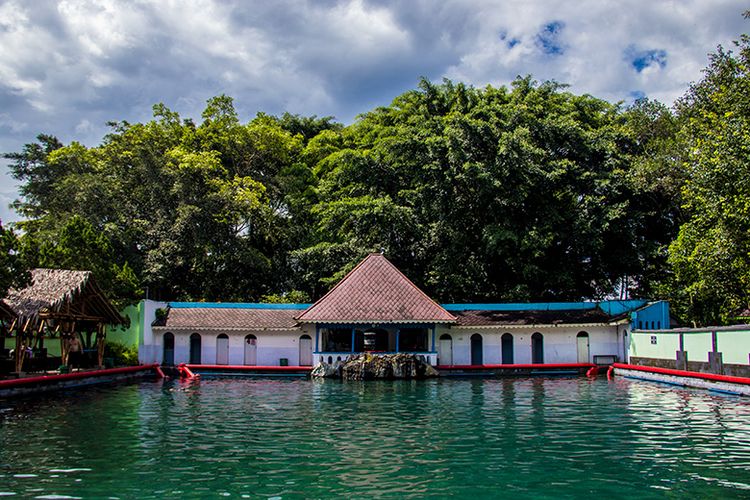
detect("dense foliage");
top-left (4, 26), bottom-right (750, 325)
top-left (0, 219), bottom-right (30, 297)
top-left (664, 33), bottom-right (750, 325)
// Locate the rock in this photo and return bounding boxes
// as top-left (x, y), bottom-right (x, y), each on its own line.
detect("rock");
top-left (310, 362), bottom-right (339, 378)
top-left (339, 353), bottom-right (438, 380)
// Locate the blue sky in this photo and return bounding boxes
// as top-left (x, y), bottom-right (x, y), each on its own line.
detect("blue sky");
top-left (0, 0), bottom-right (747, 223)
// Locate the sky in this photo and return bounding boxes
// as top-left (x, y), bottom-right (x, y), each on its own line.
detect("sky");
top-left (0, 0), bottom-right (747, 224)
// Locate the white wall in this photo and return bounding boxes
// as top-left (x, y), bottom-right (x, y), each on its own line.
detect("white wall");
top-left (152, 327), bottom-right (316, 366)
top-left (434, 325), bottom-right (623, 365)
top-left (146, 319), bottom-right (626, 367)
top-left (138, 299), bottom-right (168, 364)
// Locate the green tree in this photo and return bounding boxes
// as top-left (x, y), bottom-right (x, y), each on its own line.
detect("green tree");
top-left (0, 220), bottom-right (30, 297)
top-left (21, 216), bottom-right (141, 307)
top-left (665, 32), bottom-right (750, 325)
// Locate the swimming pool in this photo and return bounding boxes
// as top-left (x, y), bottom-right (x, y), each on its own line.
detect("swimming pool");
top-left (1, 377), bottom-right (749, 498)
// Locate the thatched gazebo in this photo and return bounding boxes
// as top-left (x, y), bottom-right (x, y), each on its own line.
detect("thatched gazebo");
top-left (3, 269), bottom-right (126, 374)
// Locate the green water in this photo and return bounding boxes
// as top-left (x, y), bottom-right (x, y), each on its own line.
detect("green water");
top-left (1, 377), bottom-right (750, 499)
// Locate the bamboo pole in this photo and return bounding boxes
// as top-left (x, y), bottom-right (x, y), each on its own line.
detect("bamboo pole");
top-left (96, 323), bottom-right (105, 368)
top-left (14, 326), bottom-right (22, 373)
top-left (14, 319), bottom-right (30, 374)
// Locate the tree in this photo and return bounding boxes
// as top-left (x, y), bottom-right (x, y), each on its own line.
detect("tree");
top-left (0, 220), bottom-right (30, 297)
top-left (664, 33), bottom-right (750, 325)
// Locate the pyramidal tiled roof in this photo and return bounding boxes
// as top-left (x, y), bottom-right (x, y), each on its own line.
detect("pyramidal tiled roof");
top-left (296, 254), bottom-right (456, 324)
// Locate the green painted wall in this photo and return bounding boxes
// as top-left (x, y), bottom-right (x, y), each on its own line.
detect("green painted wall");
top-left (683, 333), bottom-right (711, 362)
top-left (718, 331), bottom-right (750, 364)
top-left (3, 301), bottom-right (143, 356)
top-left (106, 302), bottom-right (143, 348)
top-left (630, 331), bottom-right (679, 359)
top-left (3, 336), bottom-right (62, 356)
top-left (631, 329), bottom-right (750, 365)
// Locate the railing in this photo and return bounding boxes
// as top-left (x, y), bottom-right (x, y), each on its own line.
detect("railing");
top-left (314, 351), bottom-right (438, 365)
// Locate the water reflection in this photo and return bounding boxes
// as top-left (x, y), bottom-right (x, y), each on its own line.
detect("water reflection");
top-left (1, 377), bottom-right (750, 498)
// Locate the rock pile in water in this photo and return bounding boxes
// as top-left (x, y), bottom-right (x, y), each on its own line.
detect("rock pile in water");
top-left (311, 353), bottom-right (439, 380)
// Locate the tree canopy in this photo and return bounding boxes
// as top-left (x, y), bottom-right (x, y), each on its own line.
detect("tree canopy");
top-left (4, 22), bottom-right (750, 326)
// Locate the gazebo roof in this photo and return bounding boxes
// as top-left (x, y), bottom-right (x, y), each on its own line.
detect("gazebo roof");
top-left (296, 254), bottom-right (456, 324)
top-left (4, 268), bottom-right (126, 326)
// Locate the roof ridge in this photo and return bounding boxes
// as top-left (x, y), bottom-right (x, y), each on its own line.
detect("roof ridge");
top-left (375, 256), bottom-right (456, 321)
top-left (296, 254), bottom-right (375, 320)
top-left (297, 254), bottom-right (455, 323)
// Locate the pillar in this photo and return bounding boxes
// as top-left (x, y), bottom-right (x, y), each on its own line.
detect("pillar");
top-left (96, 323), bottom-right (105, 368)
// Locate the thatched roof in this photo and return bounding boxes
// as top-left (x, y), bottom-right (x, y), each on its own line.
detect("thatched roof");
top-left (4, 268), bottom-right (126, 326)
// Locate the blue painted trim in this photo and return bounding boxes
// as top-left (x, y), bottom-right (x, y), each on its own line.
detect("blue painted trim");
top-left (351, 328), bottom-right (355, 353)
top-left (441, 300), bottom-right (647, 314)
top-left (169, 302), bottom-right (310, 310)
top-left (316, 323), bottom-right (437, 329)
top-left (431, 326), bottom-right (436, 352)
top-left (315, 325), bottom-right (319, 352)
top-left (395, 329), bottom-right (400, 353)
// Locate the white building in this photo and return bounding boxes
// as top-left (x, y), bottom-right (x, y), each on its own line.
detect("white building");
top-left (140, 254), bottom-right (669, 368)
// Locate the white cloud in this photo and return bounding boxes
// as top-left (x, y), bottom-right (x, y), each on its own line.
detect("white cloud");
top-left (0, 0), bottom-right (747, 221)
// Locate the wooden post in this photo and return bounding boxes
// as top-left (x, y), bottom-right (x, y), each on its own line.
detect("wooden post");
top-left (61, 321), bottom-right (71, 367)
top-left (0, 319), bottom-right (5, 358)
top-left (14, 326), bottom-right (22, 373)
top-left (96, 323), bottom-right (105, 368)
top-left (14, 318), bottom-right (30, 373)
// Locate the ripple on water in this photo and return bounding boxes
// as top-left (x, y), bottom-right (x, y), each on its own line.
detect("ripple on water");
top-left (1, 378), bottom-right (750, 498)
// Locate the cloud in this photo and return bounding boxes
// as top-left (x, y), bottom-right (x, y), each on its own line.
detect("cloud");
top-left (0, 0), bottom-right (747, 222)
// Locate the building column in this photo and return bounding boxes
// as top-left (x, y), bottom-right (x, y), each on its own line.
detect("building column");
top-left (351, 327), bottom-right (355, 353)
top-left (431, 325), bottom-right (436, 352)
top-left (395, 329), bottom-right (400, 353)
top-left (315, 325), bottom-right (319, 352)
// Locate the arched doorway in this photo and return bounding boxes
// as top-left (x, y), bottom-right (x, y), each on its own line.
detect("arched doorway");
top-left (501, 333), bottom-right (513, 364)
top-left (576, 331), bottom-right (590, 363)
top-left (531, 332), bottom-right (544, 364)
top-left (189, 333), bottom-right (202, 364)
top-left (244, 334), bottom-right (257, 365)
top-left (216, 334), bottom-right (229, 365)
top-left (162, 332), bottom-right (175, 365)
top-left (299, 334), bottom-right (312, 366)
top-left (438, 334), bottom-right (453, 366)
top-left (471, 334), bottom-right (483, 365)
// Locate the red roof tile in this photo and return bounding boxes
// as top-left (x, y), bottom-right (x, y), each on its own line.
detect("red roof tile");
top-left (453, 308), bottom-right (612, 327)
top-left (296, 254), bottom-right (456, 324)
top-left (154, 307), bottom-right (301, 331)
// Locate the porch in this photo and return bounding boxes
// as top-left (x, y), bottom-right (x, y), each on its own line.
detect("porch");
top-left (313, 323), bottom-right (438, 365)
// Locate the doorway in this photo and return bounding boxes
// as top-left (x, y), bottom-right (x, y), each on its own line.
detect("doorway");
top-left (471, 334), bottom-right (483, 365)
top-left (501, 333), bottom-right (513, 364)
top-left (244, 334), bottom-right (257, 365)
top-left (189, 333), bottom-right (202, 364)
top-left (577, 332), bottom-right (590, 363)
top-left (216, 334), bottom-right (229, 365)
top-left (438, 334), bottom-right (453, 366)
top-left (531, 332), bottom-right (544, 364)
top-left (162, 332), bottom-right (174, 365)
top-left (299, 335), bottom-right (312, 366)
